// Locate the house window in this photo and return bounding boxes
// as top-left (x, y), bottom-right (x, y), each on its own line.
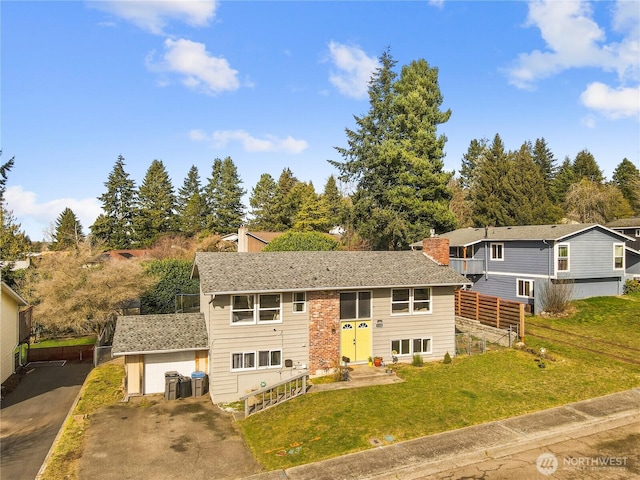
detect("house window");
top-left (557, 244), bottom-right (569, 272)
top-left (258, 350), bottom-right (282, 368)
top-left (391, 288), bottom-right (432, 315)
top-left (490, 243), bottom-right (504, 261)
top-left (517, 279), bottom-right (534, 298)
top-left (231, 294), bottom-right (282, 324)
top-left (339, 291), bottom-right (371, 319)
top-left (292, 292), bottom-right (306, 313)
top-left (231, 352), bottom-right (255, 370)
top-left (613, 244), bottom-right (624, 270)
top-left (635, 229), bottom-right (640, 237)
top-left (413, 338), bottom-right (432, 354)
top-left (391, 337), bottom-right (433, 356)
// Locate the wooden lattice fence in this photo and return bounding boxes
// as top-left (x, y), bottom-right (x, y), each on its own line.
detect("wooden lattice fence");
top-left (455, 290), bottom-right (525, 342)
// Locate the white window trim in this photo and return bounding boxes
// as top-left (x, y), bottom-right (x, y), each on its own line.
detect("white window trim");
top-left (390, 287), bottom-right (432, 316)
top-left (556, 243), bottom-right (570, 272)
top-left (613, 243), bottom-right (625, 270)
top-left (391, 336), bottom-right (433, 357)
top-left (292, 291), bottom-right (306, 313)
top-left (490, 243), bottom-right (504, 261)
top-left (231, 349), bottom-right (283, 371)
top-left (516, 278), bottom-right (534, 298)
top-left (230, 293), bottom-right (283, 325)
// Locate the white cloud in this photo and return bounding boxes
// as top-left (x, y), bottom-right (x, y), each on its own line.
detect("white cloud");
top-left (5, 186), bottom-right (102, 240)
top-left (427, 0), bottom-right (445, 9)
top-left (92, 0), bottom-right (217, 35)
top-left (327, 42), bottom-right (379, 99)
top-left (147, 38), bottom-right (240, 95)
top-left (191, 129), bottom-right (308, 154)
top-left (507, 0), bottom-right (639, 89)
top-left (580, 82), bottom-right (640, 119)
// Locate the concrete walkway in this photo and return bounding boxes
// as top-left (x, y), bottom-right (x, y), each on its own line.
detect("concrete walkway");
top-left (243, 388), bottom-right (640, 480)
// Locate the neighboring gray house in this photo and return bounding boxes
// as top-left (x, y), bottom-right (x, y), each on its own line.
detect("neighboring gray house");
top-left (423, 224), bottom-right (633, 313)
top-left (606, 218), bottom-right (640, 279)
top-left (192, 250), bottom-right (469, 403)
top-left (112, 313), bottom-right (208, 397)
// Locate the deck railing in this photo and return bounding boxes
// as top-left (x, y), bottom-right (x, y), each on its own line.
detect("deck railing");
top-left (239, 371), bottom-right (309, 417)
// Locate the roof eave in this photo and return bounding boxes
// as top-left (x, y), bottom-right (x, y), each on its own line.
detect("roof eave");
top-left (112, 346), bottom-right (209, 357)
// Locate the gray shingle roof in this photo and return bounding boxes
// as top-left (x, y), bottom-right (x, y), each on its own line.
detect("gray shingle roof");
top-left (606, 217), bottom-right (640, 228)
top-left (112, 313), bottom-right (207, 356)
top-left (438, 223), bottom-right (628, 247)
top-left (194, 251), bottom-right (470, 294)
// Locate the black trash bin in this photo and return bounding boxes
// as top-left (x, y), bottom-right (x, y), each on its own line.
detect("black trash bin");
top-left (191, 371), bottom-right (209, 396)
top-left (164, 371), bottom-right (180, 400)
top-left (178, 375), bottom-right (192, 398)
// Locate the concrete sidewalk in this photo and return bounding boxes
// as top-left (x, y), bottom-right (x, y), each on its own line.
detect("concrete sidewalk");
top-left (244, 388), bottom-right (640, 480)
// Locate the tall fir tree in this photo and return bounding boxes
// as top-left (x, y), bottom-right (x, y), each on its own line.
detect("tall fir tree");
top-left (134, 159), bottom-right (177, 246)
top-left (611, 158), bottom-right (640, 215)
top-left (271, 168), bottom-right (299, 230)
top-left (551, 156), bottom-right (576, 206)
top-left (459, 138), bottom-right (488, 192)
top-left (503, 143), bottom-right (561, 225)
top-left (291, 182), bottom-right (331, 232)
top-left (51, 207), bottom-right (84, 251)
top-left (470, 134), bottom-right (512, 227)
top-left (572, 149), bottom-right (603, 183)
top-left (321, 175), bottom-right (345, 229)
top-left (215, 157), bottom-right (245, 234)
top-left (91, 155), bottom-right (137, 249)
top-left (331, 50), bottom-right (456, 249)
top-left (177, 165), bottom-right (207, 236)
top-left (532, 137), bottom-right (557, 197)
top-left (248, 173), bottom-right (279, 230)
top-left (204, 158), bottom-right (224, 232)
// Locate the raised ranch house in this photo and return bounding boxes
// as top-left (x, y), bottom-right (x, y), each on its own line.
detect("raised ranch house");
top-left (421, 224), bottom-right (634, 314)
top-left (188, 248), bottom-right (470, 403)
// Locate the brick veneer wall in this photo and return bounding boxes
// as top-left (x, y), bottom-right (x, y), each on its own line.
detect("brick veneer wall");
top-left (308, 290), bottom-right (340, 374)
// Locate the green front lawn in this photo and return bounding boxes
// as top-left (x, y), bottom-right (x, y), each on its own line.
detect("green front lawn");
top-left (239, 293), bottom-right (640, 471)
top-left (31, 335), bottom-right (96, 348)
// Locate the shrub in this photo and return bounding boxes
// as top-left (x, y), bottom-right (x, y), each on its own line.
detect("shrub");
top-left (623, 279), bottom-right (640, 294)
top-left (411, 354), bottom-right (424, 367)
top-left (443, 352), bottom-right (452, 364)
top-left (539, 279), bottom-right (574, 315)
top-left (263, 231), bottom-right (339, 252)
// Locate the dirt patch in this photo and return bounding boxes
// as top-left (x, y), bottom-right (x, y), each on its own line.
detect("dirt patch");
top-left (78, 395), bottom-right (263, 480)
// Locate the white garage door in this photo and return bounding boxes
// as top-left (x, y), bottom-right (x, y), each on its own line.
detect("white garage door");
top-left (144, 351), bottom-right (196, 394)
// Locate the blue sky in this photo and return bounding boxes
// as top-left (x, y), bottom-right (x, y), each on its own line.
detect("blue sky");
top-left (2, 1), bottom-right (639, 241)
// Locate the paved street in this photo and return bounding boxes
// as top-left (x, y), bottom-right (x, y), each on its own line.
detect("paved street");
top-left (0, 362), bottom-right (91, 480)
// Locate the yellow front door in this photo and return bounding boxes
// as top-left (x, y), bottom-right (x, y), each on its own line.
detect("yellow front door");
top-left (340, 321), bottom-right (371, 363)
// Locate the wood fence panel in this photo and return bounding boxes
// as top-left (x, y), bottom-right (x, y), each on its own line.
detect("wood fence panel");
top-left (455, 289), bottom-right (525, 341)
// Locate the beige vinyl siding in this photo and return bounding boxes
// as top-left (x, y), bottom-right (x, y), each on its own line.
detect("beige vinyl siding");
top-left (371, 286), bottom-right (456, 362)
top-left (206, 292), bottom-right (310, 403)
top-left (1, 293), bottom-right (20, 384)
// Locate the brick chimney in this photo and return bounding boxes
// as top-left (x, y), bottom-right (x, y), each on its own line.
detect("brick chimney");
top-left (422, 236), bottom-right (450, 266)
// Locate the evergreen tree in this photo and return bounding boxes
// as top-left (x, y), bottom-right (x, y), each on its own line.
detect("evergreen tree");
top-left (203, 158), bottom-right (224, 232)
top-left (321, 175), bottom-right (345, 228)
top-left (551, 156), bottom-right (576, 206)
top-left (271, 168), bottom-right (299, 230)
top-left (292, 182), bottom-right (331, 232)
top-left (470, 134), bottom-right (512, 227)
top-left (572, 149), bottom-right (603, 183)
top-left (612, 158), bottom-right (640, 214)
top-left (503, 143), bottom-right (561, 225)
top-left (134, 159), bottom-right (176, 246)
top-left (0, 152), bottom-right (31, 286)
top-left (532, 137), bottom-right (557, 196)
top-left (215, 157), bottom-right (245, 234)
top-left (177, 165), bottom-right (207, 237)
top-left (91, 155), bottom-right (137, 249)
top-left (459, 138), bottom-right (488, 191)
top-left (248, 173), bottom-right (279, 230)
top-left (448, 178), bottom-right (473, 228)
top-left (51, 207), bottom-right (84, 251)
top-left (331, 50), bottom-right (456, 249)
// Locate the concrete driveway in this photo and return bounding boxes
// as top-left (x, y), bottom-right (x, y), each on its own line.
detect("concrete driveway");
top-left (79, 395), bottom-right (263, 480)
top-left (0, 361), bottom-right (92, 480)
